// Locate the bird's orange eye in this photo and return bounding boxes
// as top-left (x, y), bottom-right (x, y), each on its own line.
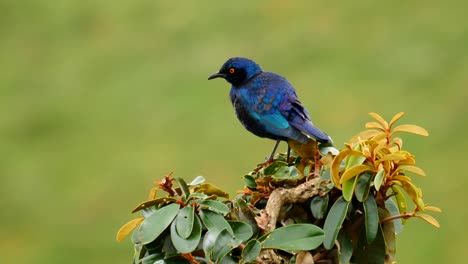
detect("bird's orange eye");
top-left (229, 68), bottom-right (235, 74)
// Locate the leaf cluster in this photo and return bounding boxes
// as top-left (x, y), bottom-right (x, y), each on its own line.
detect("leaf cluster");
top-left (117, 112), bottom-right (440, 264)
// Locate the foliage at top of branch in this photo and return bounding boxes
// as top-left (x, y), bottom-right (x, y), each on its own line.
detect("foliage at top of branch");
top-left (116, 112), bottom-right (440, 264)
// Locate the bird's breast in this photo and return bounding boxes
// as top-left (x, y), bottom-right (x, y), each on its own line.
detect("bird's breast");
top-left (230, 89), bottom-right (278, 140)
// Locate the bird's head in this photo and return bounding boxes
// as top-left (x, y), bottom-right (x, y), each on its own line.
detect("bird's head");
top-left (208, 57), bottom-right (262, 86)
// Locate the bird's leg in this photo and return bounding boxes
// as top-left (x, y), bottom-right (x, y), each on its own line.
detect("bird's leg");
top-left (286, 145), bottom-right (291, 164)
top-left (267, 140), bottom-right (281, 163)
top-left (313, 141), bottom-right (322, 177)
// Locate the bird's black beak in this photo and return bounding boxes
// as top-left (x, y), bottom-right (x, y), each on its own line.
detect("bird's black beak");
top-left (208, 72), bottom-right (225, 80)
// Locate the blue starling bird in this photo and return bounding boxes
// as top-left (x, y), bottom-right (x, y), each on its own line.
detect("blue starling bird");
top-left (208, 57), bottom-right (331, 162)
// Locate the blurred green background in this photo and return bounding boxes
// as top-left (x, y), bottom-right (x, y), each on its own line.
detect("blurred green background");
top-left (1, 1), bottom-right (466, 263)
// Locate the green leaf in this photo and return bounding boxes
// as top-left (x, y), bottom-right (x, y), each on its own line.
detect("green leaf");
top-left (199, 209), bottom-right (233, 235)
top-left (319, 142), bottom-right (340, 156)
top-left (170, 214), bottom-right (202, 253)
top-left (272, 165), bottom-right (301, 180)
top-left (310, 194), bottom-right (329, 220)
top-left (133, 203), bottom-right (180, 244)
top-left (233, 198), bottom-right (259, 237)
top-left (384, 198), bottom-right (403, 234)
top-left (261, 224), bottom-right (324, 251)
top-left (342, 174), bottom-right (359, 202)
top-left (337, 231), bottom-right (353, 264)
top-left (187, 192), bottom-right (208, 200)
top-left (355, 223), bottom-right (386, 264)
top-left (174, 177), bottom-right (190, 200)
top-left (399, 180), bottom-right (424, 209)
top-left (345, 152), bottom-right (366, 170)
top-left (392, 186), bottom-right (408, 223)
top-left (303, 164), bottom-right (312, 178)
top-left (243, 175), bottom-right (257, 188)
top-left (380, 208), bottom-right (396, 262)
top-left (323, 197), bottom-right (350, 250)
top-left (229, 221), bottom-right (253, 242)
top-left (219, 255), bottom-right (237, 264)
top-left (363, 195), bottom-right (379, 243)
top-left (140, 252), bottom-right (165, 264)
top-left (213, 229), bottom-right (242, 262)
top-left (199, 200), bottom-right (230, 215)
top-left (202, 230), bottom-right (218, 259)
top-left (188, 175), bottom-right (206, 186)
top-left (241, 240), bottom-right (261, 264)
top-left (373, 168), bottom-right (385, 191)
top-left (175, 205), bottom-right (194, 239)
top-left (355, 172), bottom-right (373, 202)
top-left (264, 161), bottom-right (288, 175)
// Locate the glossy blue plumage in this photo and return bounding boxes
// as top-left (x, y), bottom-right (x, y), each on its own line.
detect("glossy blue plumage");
top-left (209, 57), bottom-right (330, 149)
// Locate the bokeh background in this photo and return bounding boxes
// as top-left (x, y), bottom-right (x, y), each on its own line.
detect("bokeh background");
top-left (1, 1), bottom-right (466, 263)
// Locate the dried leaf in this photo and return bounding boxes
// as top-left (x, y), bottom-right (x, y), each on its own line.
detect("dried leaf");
top-left (132, 197), bottom-right (177, 213)
top-left (392, 124), bottom-right (429, 136)
top-left (295, 251), bottom-right (314, 264)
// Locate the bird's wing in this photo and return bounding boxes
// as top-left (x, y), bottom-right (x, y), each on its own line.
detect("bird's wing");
top-left (246, 73), bottom-right (310, 143)
top-left (284, 99), bottom-right (330, 143)
top-left (270, 78), bottom-right (331, 143)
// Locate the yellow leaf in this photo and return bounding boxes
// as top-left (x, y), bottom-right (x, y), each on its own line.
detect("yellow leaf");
top-left (415, 214), bottom-right (440, 228)
top-left (331, 149), bottom-right (352, 188)
top-left (378, 154), bottom-right (407, 162)
top-left (116, 218), bottom-right (144, 242)
top-left (374, 145), bottom-right (391, 159)
top-left (390, 180), bottom-right (403, 186)
top-left (288, 138), bottom-right (317, 159)
top-left (392, 174), bottom-right (412, 183)
top-left (348, 129), bottom-right (382, 144)
top-left (424, 205), bottom-right (442, 213)
top-left (366, 122), bottom-right (385, 131)
top-left (392, 137), bottom-right (403, 150)
top-left (392, 124), bottom-right (429, 137)
top-left (398, 156), bottom-right (416, 165)
top-left (389, 112), bottom-right (405, 128)
top-left (193, 183), bottom-right (230, 199)
top-left (374, 132), bottom-right (388, 141)
top-left (398, 165), bottom-right (426, 176)
top-left (148, 187), bottom-right (158, 200)
top-left (369, 112), bottom-right (389, 129)
top-left (339, 164), bottom-right (375, 184)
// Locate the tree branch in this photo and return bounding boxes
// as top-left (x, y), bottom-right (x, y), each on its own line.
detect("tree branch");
top-left (258, 176), bottom-right (321, 263)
